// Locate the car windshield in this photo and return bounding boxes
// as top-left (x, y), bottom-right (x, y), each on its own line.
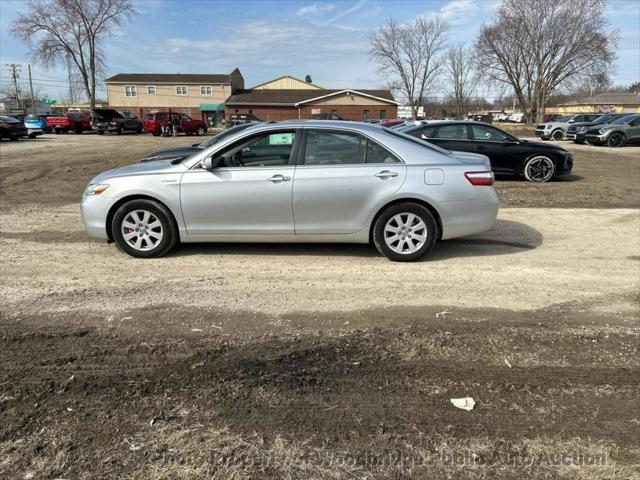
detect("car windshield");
top-left (610, 114), bottom-right (638, 125)
top-left (198, 123), bottom-right (258, 148)
top-left (556, 115), bottom-right (573, 122)
top-left (0, 116), bottom-right (19, 122)
top-left (384, 127), bottom-right (452, 156)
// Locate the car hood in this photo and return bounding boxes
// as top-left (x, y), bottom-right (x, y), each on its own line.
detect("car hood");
top-left (141, 145), bottom-right (202, 161)
top-left (519, 139), bottom-right (569, 152)
top-left (91, 159), bottom-right (182, 183)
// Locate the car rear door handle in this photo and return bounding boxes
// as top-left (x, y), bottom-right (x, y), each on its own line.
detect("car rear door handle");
top-left (267, 174), bottom-right (291, 182)
top-left (375, 170), bottom-right (398, 178)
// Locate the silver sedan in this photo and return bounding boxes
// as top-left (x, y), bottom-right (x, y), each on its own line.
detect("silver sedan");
top-left (81, 121), bottom-right (498, 261)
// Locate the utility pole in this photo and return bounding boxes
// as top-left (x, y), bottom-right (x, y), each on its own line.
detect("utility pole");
top-left (5, 63), bottom-right (22, 110)
top-left (28, 64), bottom-right (36, 115)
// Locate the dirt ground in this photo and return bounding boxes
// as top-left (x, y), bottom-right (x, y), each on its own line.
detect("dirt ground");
top-left (1, 133), bottom-right (639, 479)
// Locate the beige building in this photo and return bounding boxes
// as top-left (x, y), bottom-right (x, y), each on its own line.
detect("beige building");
top-left (105, 69), bottom-right (244, 127)
top-left (550, 92), bottom-right (640, 115)
top-left (252, 75), bottom-right (321, 90)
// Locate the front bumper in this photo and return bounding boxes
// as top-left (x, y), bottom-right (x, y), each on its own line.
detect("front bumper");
top-left (92, 123), bottom-right (120, 132)
top-left (585, 133), bottom-right (606, 145)
top-left (80, 193), bottom-right (111, 241)
top-left (534, 129), bottom-right (551, 139)
top-left (27, 128), bottom-right (43, 137)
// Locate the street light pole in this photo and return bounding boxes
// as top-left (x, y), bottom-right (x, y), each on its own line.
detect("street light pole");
top-left (28, 64), bottom-right (36, 115)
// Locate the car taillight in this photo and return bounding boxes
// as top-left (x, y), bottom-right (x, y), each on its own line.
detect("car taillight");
top-left (465, 171), bottom-right (494, 186)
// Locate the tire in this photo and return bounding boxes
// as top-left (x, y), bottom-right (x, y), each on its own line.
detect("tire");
top-left (196, 126), bottom-right (205, 136)
top-left (372, 202), bottom-right (438, 262)
top-left (551, 129), bottom-right (564, 141)
top-left (524, 155), bottom-right (555, 182)
top-left (152, 132), bottom-right (160, 137)
top-left (9, 135), bottom-right (18, 141)
top-left (97, 130), bottom-right (105, 135)
top-left (111, 199), bottom-right (178, 258)
top-left (573, 139), bottom-right (584, 144)
top-left (606, 132), bottom-right (625, 148)
top-left (117, 126), bottom-right (124, 135)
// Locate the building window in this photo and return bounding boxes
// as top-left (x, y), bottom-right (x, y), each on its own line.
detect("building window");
top-left (380, 109), bottom-right (387, 119)
top-left (146, 85), bottom-right (156, 95)
top-left (200, 86), bottom-right (212, 96)
top-left (176, 86), bottom-right (188, 96)
top-left (363, 109), bottom-right (370, 121)
top-left (124, 85), bottom-right (137, 97)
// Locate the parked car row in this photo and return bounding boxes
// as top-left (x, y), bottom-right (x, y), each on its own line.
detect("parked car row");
top-left (535, 113), bottom-right (640, 147)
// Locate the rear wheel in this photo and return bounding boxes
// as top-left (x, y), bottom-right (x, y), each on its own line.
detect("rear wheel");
top-left (607, 132), bottom-right (625, 148)
top-left (524, 155), bottom-right (555, 182)
top-left (373, 203), bottom-right (438, 262)
top-left (551, 129), bottom-right (564, 141)
top-left (112, 199), bottom-right (178, 258)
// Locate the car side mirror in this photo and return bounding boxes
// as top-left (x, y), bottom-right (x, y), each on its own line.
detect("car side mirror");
top-left (201, 156), bottom-right (222, 170)
top-left (568, 119), bottom-right (574, 123)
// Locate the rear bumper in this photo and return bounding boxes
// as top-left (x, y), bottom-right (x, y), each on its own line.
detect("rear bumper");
top-left (440, 188), bottom-right (499, 240)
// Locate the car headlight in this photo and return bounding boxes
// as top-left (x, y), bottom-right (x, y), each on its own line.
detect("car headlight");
top-left (577, 126), bottom-right (586, 132)
top-left (598, 127), bottom-right (612, 134)
top-left (84, 183), bottom-right (109, 196)
top-left (544, 125), bottom-right (552, 130)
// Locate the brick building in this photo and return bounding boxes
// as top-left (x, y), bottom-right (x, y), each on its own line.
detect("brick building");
top-left (225, 76), bottom-right (398, 122)
top-left (104, 69), bottom-right (244, 127)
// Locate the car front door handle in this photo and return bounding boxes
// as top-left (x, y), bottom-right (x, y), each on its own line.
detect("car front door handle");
top-left (375, 170), bottom-right (398, 178)
top-left (267, 174), bottom-right (291, 182)
top-left (474, 145), bottom-right (487, 150)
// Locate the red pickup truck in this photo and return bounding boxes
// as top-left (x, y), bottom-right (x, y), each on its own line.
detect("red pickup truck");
top-left (143, 112), bottom-right (207, 136)
top-left (46, 111), bottom-right (93, 134)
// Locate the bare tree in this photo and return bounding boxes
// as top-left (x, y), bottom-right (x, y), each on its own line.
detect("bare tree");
top-left (475, 0), bottom-right (617, 123)
top-left (445, 44), bottom-right (476, 119)
top-left (370, 17), bottom-right (448, 119)
top-left (11, 0), bottom-right (135, 108)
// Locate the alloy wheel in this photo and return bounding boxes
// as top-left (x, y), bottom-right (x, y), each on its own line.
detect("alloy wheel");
top-left (526, 156), bottom-right (554, 182)
top-left (120, 209), bottom-right (163, 252)
top-left (383, 213), bottom-right (428, 254)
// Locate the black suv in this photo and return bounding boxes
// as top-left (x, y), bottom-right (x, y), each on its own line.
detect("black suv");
top-left (565, 113), bottom-right (627, 144)
top-left (91, 109), bottom-right (142, 135)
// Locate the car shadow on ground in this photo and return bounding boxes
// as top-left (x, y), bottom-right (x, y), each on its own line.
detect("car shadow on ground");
top-left (170, 219), bottom-right (543, 261)
top-left (494, 174), bottom-right (584, 183)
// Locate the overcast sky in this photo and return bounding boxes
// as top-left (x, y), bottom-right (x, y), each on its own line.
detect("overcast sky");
top-left (1, 0), bottom-right (638, 101)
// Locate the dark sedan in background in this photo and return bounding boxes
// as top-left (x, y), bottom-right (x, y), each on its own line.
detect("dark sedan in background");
top-left (0, 116), bottom-right (29, 141)
top-left (399, 121), bottom-right (573, 182)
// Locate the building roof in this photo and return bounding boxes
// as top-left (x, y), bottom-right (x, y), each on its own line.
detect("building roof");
top-left (226, 88), bottom-right (398, 106)
top-left (559, 91), bottom-right (640, 106)
top-left (251, 75), bottom-right (323, 90)
top-left (105, 70), bottom-right (240, 84)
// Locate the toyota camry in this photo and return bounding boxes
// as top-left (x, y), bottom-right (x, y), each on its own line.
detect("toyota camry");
top-left (81, 121), bottom-right (499, 261)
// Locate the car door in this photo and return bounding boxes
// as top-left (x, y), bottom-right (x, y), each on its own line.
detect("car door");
top-left (292, 128), bottom-right (406, 234)
top-left (421, 123), bottom-right (471, 152)
top-left (180, 129), bottom-right (299, 236)
top-left (467, 124), bottom-right (519, 173)
top-left (626, 116), bottom-right (640, 141)
top-left (180, 114), bottom-right (195, 133)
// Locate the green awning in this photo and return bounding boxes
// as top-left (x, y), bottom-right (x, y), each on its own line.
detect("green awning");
top-left (200, 103), bottom-right (224, 111)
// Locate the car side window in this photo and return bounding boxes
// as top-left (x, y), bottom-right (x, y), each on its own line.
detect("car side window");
top-left (366, 138), bottom-right (401, 164)
top-left (180, 114), bottom-right (190, 121)
top-left (434, 124), bottom-right (468, 140)
top-left (470, 124), bottom-right (509, 141)
top-left (214, 131), bottom-right (296, 168)
top-left (303, 130), bottom-right (365, 165)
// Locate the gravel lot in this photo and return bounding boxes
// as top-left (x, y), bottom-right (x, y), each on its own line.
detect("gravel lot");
top-left (1, 133), bottom-right (639, 479)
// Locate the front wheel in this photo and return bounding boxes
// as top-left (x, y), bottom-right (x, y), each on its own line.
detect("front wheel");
top-left (573, 139), bottom-right (584, 144)
top-left (524, 155), bottom-right (555, 182)
top-left (112, 199), bottom-right (178, 258)
top-left (373, 203), bottom-right (438, 262)
top-left (196, 126), bottom-right (205, 136)
top-left (607, 133), bottom-right (625, 148)
top-left (551, 129), bottom-right (564, 141)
